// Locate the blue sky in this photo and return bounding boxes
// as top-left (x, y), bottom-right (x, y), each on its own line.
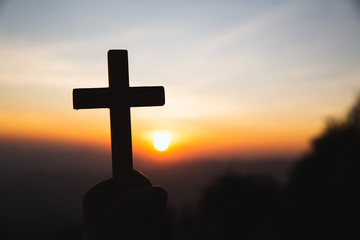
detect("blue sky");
top-left (1, 0), bottom-right (360, 159)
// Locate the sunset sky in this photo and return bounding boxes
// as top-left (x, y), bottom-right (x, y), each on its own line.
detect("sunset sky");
top-left (1, 0), bottom-right (360, 163)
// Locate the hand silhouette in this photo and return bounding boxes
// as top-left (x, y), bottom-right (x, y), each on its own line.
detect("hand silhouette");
top-left (83, 170), bottom-right (167, 240)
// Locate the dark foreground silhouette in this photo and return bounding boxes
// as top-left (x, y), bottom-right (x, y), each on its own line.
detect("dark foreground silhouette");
top-left (83, 170), bottom-right (167, 240)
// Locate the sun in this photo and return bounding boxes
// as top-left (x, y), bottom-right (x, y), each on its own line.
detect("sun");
top-left (153, 131), bottom-right (171, 151)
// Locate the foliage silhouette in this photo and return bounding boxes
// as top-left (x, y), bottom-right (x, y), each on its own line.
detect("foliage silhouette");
top-left (174, 95), bottom-right (360, 240)
top-left (287, 95), bottom-right (360, 239)
top-left (197, 175), bottom-right (283, 240)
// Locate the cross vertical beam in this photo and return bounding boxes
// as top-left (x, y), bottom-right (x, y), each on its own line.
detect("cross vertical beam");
top-left (108, 50), bottom-right (133, 189)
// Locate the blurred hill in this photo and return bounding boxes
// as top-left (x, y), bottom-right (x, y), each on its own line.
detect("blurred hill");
top-left (0, 139), bottom-right (295, 239)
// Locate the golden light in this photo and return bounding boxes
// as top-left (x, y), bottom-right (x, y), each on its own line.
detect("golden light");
top-left (153, 131), bottom-right (171, 151)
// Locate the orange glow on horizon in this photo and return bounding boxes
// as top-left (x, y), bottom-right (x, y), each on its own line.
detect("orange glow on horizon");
top-left (0, 109), bottom-right (317, 163)
top-left (132, 122), bottom-right (312, 163)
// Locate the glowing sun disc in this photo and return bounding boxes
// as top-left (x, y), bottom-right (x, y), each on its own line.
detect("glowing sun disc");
top-left (153, 132), bottom-right (171, 151)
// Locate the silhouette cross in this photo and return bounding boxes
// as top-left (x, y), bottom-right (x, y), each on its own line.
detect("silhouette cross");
top-left (73, 50), bottom-right (165, 190)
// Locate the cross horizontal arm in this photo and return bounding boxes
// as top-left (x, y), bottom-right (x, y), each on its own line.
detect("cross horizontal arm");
top-left (73, 88), bottom-right (109, 109)
top-left (73, 86), bottom-right (165, 109)
top-left (127, 86), bottom-right (165, 107)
